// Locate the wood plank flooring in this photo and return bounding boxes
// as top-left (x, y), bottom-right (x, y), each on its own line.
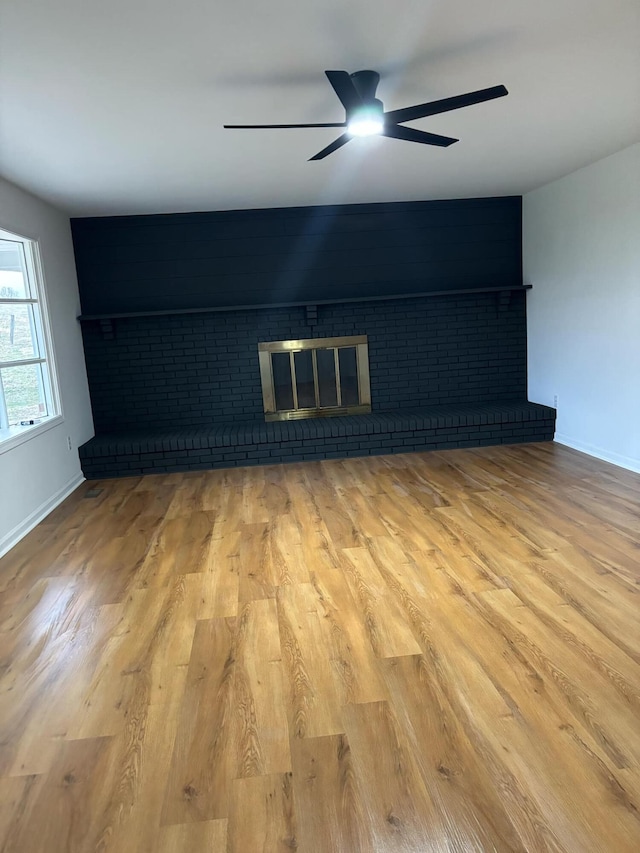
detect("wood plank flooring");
top-left (1, 442), bottom-right (639, 852)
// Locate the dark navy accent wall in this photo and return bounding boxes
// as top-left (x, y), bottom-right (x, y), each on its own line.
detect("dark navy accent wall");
top-left (71, 196), bottom-right (522, 315)
top-left (82, 290), bottom-right (527, 433)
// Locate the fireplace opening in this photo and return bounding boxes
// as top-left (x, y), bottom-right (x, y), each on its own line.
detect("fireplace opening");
top-left (258, 335), bottom-right (371, 421)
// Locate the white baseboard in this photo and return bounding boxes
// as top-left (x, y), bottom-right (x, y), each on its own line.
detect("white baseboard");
top-left (0, 472), bottom-right (85, 559)
top-left (554, 433), bottom-right (640, 474)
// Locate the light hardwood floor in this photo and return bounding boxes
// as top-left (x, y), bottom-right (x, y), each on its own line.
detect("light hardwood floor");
top-left (0, 442), bottom-right (639, 852)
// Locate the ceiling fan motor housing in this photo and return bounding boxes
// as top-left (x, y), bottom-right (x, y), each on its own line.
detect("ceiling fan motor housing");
top-left (346, 71), bottom-right (384, 133)
top-left (349, 70), bottom-right (381, 105)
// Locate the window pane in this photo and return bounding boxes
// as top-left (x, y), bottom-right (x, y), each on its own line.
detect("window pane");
top-left (1, 363), bottom-right (49, 425)
top-left (338, 347), bottom-right (359, 405)
top-left (0, 240), bottom-right (29, 299)
top-left (294, 350), bottom-right (315, 408)
top-left (0, 303), bottom-right (39, 362)
top-left (272, 352), bottom-right (294, 411)
top-left (316, 348), bottom-right (338, 407)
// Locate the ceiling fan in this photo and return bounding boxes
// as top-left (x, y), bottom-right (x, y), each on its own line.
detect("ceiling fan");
top-left (224, 70), bottom-right (508, 161)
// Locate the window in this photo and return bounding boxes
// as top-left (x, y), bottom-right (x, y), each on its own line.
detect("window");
top-left (0, 228), bottom-right (60, 447)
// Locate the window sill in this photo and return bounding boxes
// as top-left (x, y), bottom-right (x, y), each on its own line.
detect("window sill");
top-left (0, 415), bottom-right (64, 456)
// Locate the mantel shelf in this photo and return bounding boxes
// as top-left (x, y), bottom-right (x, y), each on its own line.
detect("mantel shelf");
top-left (77, 284), bottom-right (532, 323)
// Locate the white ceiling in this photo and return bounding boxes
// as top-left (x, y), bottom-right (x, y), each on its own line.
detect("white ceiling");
top-left (1, 0), bottom-right (638, 217)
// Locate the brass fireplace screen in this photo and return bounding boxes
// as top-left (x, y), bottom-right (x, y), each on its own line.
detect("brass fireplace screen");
top-left (258, 335), bottom-right (371, 421)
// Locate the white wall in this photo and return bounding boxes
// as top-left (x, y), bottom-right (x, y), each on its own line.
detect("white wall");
top-left (524, 143), bottom-right (640, 472)
top-left (0, 178), bottom-right (94, 556)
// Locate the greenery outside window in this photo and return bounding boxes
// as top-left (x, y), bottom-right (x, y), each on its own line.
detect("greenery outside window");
top-left (0, 227), bottom-right (61, 448)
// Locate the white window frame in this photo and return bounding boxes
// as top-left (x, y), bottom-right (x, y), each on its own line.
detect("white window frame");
top-left (0, 226), bottom-right (62, 454)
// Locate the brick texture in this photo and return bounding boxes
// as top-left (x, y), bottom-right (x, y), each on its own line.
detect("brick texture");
top-left (79, 403), bottom-right (556, 479)
top-left (82, 291), bottom-right (528, 433)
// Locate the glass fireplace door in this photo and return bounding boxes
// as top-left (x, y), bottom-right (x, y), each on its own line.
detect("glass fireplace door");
top-left (258, 336), bottom-right (371, 421)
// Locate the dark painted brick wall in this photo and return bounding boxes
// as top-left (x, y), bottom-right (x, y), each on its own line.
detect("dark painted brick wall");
top-left (82, 290), bottom-right (527, 433)
top-left (71, 196), bottom-right (522, 314)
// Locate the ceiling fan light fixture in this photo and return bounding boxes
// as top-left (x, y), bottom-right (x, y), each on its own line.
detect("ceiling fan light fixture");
top-left (347, 105), bottom-right (384, 137)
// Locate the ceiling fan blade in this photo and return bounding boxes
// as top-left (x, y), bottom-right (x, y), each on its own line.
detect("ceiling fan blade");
top-left (224, 122), bottom-right (347, 129)
top-left (383, 125), bottom-right (458, 147)
top-left (325, 70), bottom-right (364, 112)
top-left (384, 84), bottom-right (508, 124)
top-left (309, 133), bottom-right (351, 161)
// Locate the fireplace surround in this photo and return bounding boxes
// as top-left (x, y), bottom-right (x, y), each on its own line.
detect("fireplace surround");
top-left (77, 288), bottom-right (556, 479)
top-left (73, 196), bottom-right (557, 478)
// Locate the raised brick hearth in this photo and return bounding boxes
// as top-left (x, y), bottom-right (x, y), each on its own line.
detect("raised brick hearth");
top-left (79, 401), bottom-right (555, 479)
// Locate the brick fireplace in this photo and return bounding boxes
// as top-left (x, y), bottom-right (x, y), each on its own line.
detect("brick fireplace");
top-left (72, 196), bottom-right (556, 478)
